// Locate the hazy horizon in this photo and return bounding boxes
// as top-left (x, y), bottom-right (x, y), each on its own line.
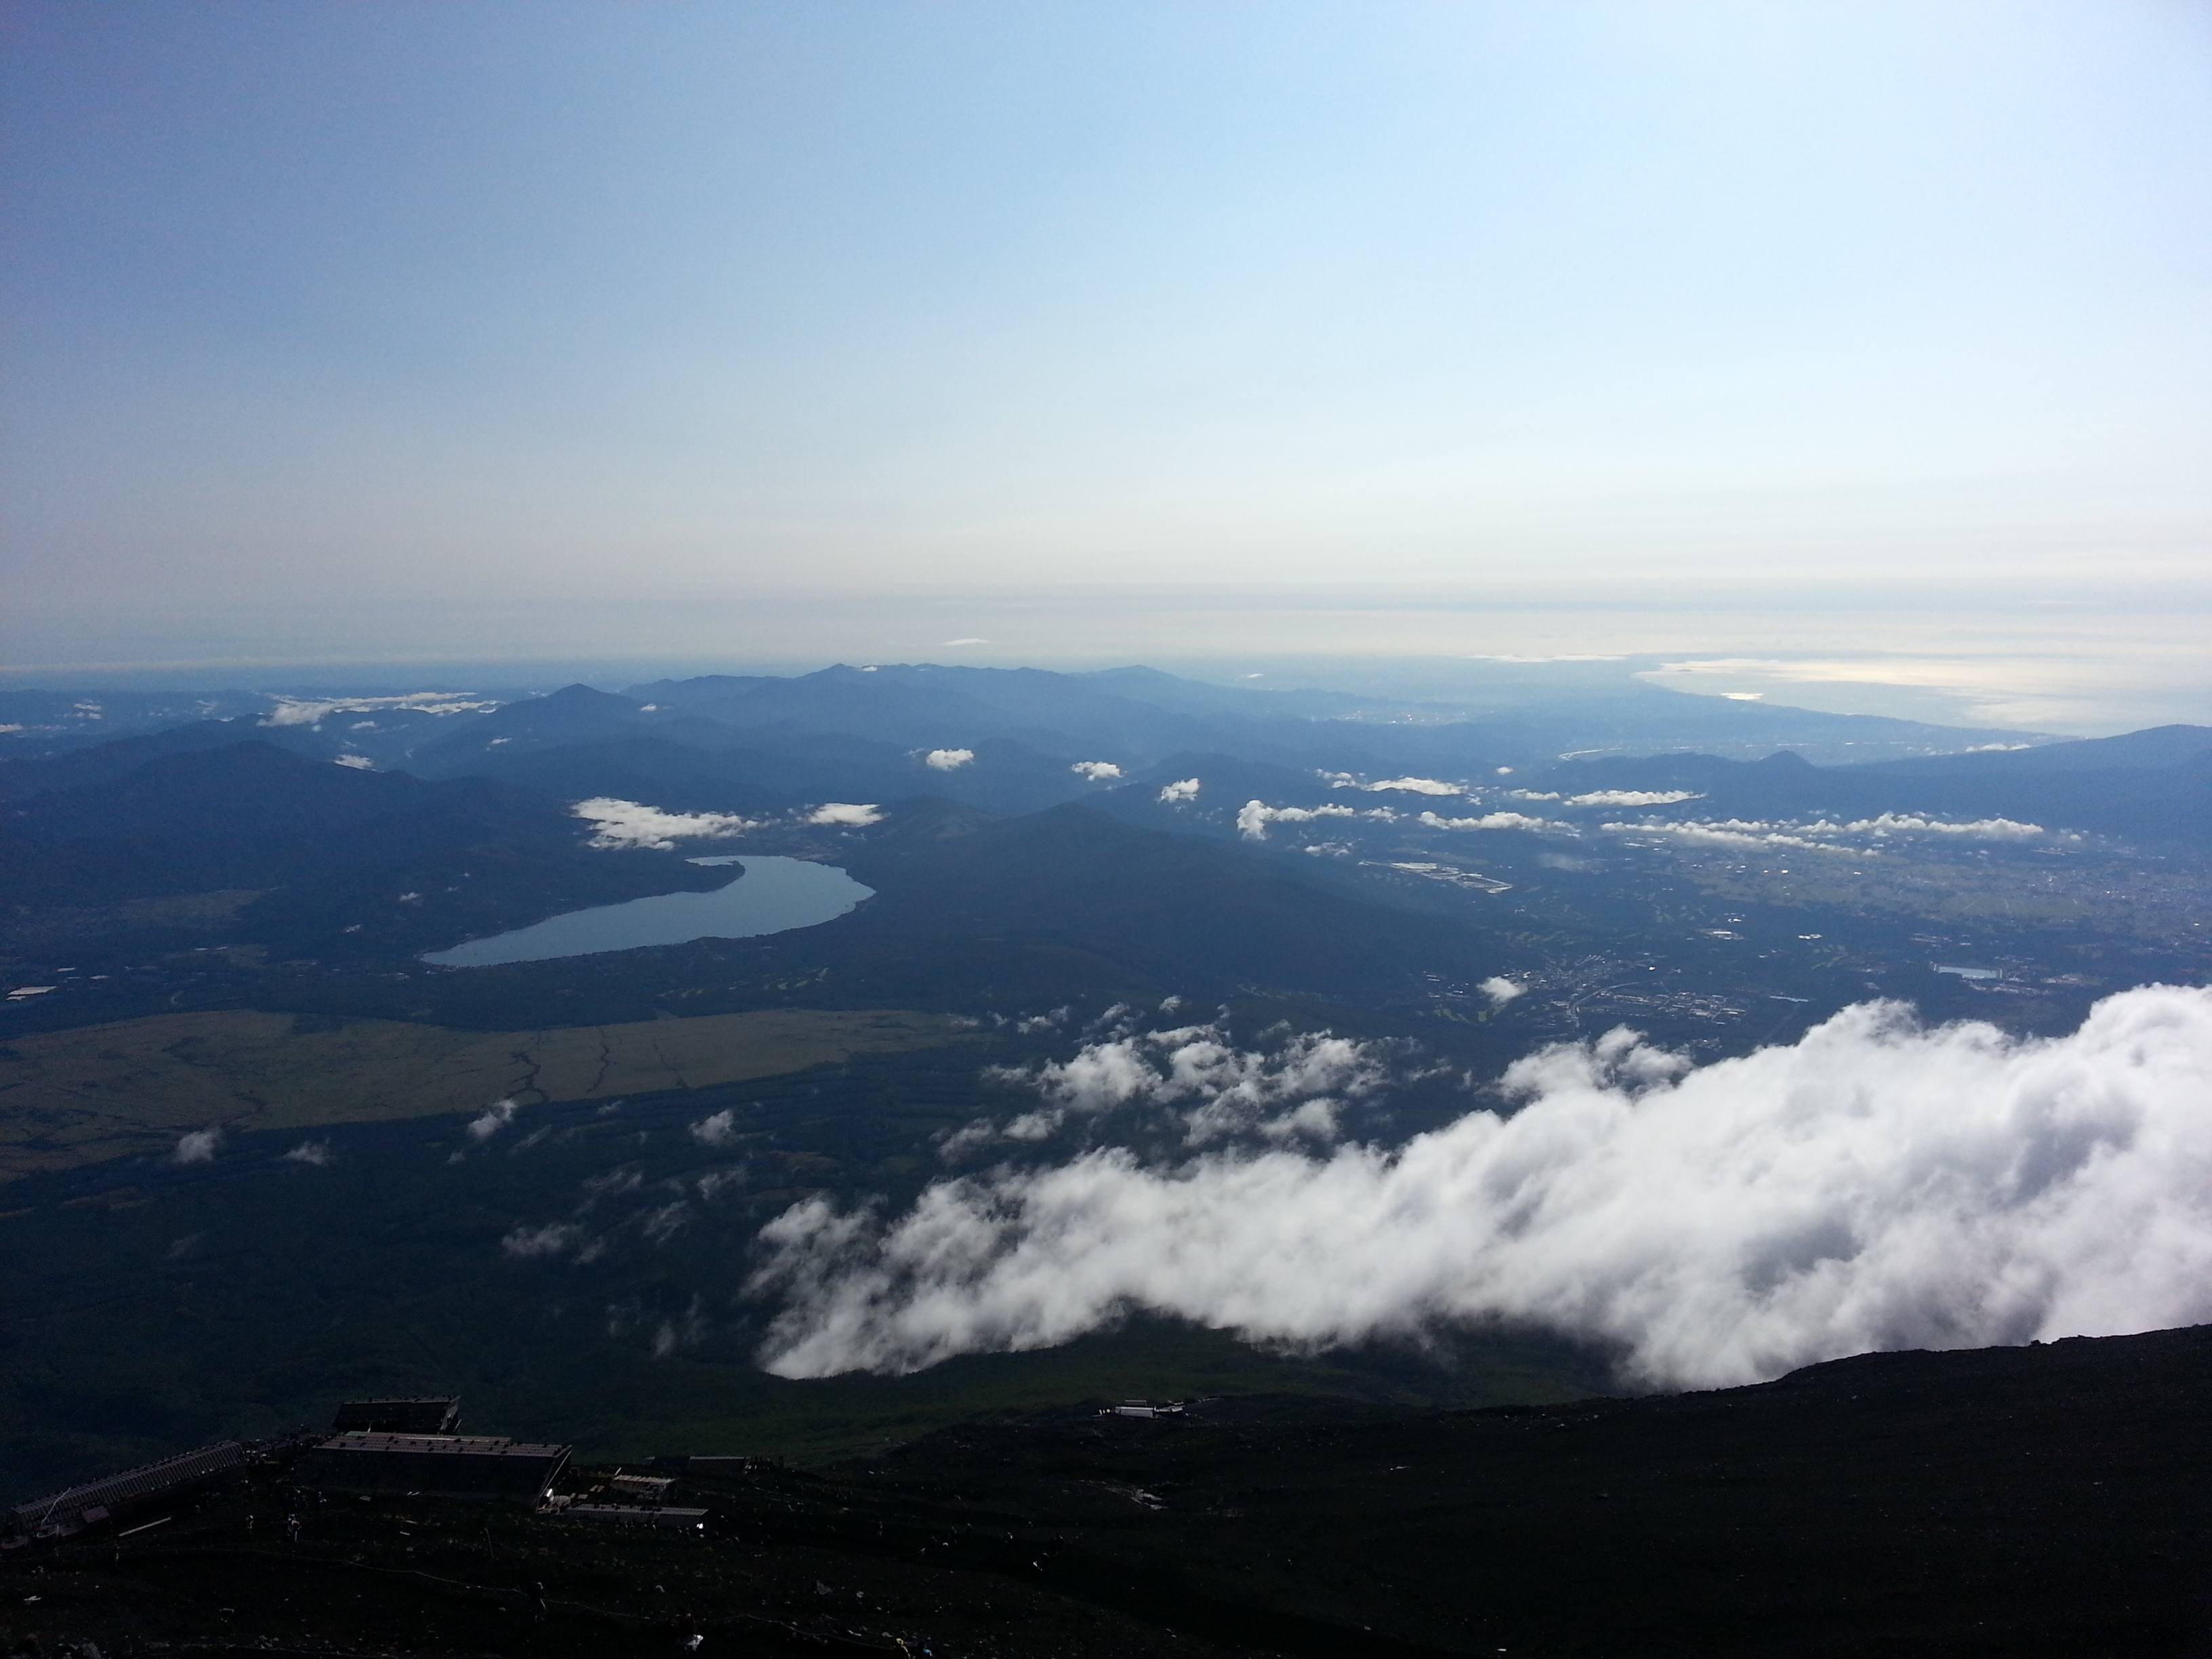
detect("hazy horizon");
top-left (7, 1), bottom-right (2210, 734)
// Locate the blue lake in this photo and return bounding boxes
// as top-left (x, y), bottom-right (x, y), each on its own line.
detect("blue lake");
top-left (422, 857), bottom-right (874, 967)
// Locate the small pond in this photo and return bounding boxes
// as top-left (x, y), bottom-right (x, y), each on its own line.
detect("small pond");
top-left (422, 857), bottom-right (873, 967)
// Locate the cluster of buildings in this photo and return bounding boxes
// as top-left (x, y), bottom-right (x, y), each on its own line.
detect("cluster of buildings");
top-left (5, 1396), bottom-right (703, 1545)
top-left (8, 1392), bottom-right (1211, 1547)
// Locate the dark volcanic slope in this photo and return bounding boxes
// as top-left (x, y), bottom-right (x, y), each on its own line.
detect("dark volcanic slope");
top-left (12, 1326), bottom-right (2212, 1658)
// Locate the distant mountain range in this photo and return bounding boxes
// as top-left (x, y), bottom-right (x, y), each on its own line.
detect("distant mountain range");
top-left (3, 661), bottom-right (2073, 783)
top-left (4, 665), bottom-right (2205, 1023)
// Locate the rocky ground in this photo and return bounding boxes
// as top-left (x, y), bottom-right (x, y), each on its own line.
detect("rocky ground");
top-left (7, 1325), bottom-right (2212, 1657)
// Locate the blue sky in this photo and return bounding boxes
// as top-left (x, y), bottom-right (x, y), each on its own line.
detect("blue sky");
top-left (4, 1), bottom-right (2208, 726)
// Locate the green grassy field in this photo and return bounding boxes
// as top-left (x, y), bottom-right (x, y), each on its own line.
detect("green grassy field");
top-left (0, 1006), bottom-right (973, 1179)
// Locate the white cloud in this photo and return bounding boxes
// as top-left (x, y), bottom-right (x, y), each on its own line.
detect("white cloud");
top-left (923, 748), bottom-right (975, 771)
top-left (571, 797), bottom-right (760, 850)
top-left (1235, 800), bottom-right (1357, 840)
top-left (1565, 790), bottom-right (1702, 807)
top-left (1836, 813), bottom-right (2045, 840)
top-left (962, 1023), bottom-right (1394, 1154)
top-left (1479, 977), bottom-right (1524, 1005)
top-left (1157, 779), bottom-right (1200, 804)
top-left (809, 802), bottom-right (884, 825)
top-left (1332, 777), bottom-right (1462, 796)
top-left (262, 692), bottom-right (499, 726)
top-left (691, 1109), bottom-right (739, 1147)
top-left (1418, 810), bottom-right (1568, 833)
top-left (1071, 761), bottom-right (1123, 781)
top-left (173, 1127), bottom-right (222, 1164)
top-left (468, 1099), bottom-right (519, 1141)
top-left (751, 986), bottom-right (2212, 1392)
top-left (283, 1141), bottom-right (333, 1165)
top-left (331, 754), bottom-right (376, 771)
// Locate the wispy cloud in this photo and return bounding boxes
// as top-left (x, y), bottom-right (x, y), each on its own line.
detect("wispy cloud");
top-left (1603, 813), bottom-right (2052, 855)
top-left (1603, 821), bottom-right (1856, 855)
top-left (752, 987), bottom-right (2212, 1390)
top-left (502, 1223), bottom-right (586, 1259)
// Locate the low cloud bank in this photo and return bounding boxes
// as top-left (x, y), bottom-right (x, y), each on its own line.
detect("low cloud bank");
top-left (752, 986), bottom-right (2212, 1389)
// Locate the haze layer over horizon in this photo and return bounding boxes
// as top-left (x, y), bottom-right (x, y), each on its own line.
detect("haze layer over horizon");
top-left (5, 2), bottom-right (2208, 729)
